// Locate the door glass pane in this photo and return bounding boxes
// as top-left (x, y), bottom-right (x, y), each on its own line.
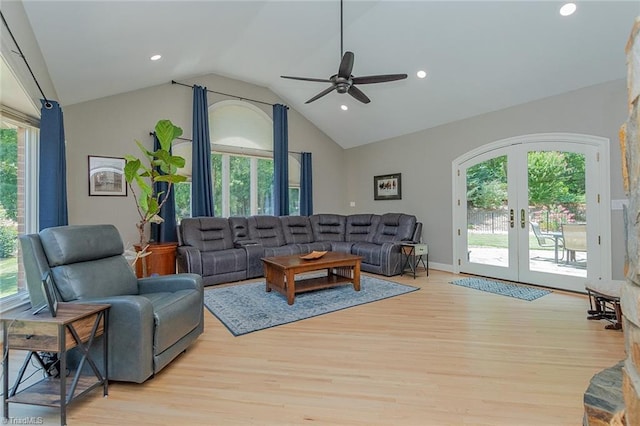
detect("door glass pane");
top-left (466, 155), bottom-right (509, 267)
top-left (528, 151), bottom-right (587, 277)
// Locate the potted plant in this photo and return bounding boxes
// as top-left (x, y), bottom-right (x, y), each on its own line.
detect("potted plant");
top-left (124, 119), bottom-right (187, 276)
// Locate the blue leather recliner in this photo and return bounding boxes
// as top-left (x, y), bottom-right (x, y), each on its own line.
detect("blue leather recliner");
top-left (19, 224), bottom-right (204, 383)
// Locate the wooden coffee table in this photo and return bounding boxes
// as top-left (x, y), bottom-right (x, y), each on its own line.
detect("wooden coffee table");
top-left (261, 251), bottom-right (362, 305)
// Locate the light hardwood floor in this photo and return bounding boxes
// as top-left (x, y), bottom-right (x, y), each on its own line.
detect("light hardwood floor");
top-left (3, 270), bottom-right (625, 425)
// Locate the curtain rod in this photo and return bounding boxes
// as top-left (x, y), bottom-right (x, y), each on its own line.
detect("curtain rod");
top-left (171, 80), bottom-right (284, 108)
top-left (0, 11), bottom-right (52, 109)
top-left (149, 132), bottom-right (303, 155)
top-left (149, 132), bottom-right (191, 142)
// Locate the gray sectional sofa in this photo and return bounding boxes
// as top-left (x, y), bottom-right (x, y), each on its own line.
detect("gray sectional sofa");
top-left (177, 213), bottom-right (421, 286)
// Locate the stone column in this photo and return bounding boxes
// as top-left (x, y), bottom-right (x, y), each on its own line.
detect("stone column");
top-left (621, 17), bottom-right (640, 426)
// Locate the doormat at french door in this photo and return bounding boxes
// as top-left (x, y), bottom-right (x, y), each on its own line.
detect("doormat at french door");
top-left (450, 277), bottom-right (551, 301)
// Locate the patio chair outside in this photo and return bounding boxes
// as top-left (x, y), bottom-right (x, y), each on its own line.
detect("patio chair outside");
top-left (531, 221), bottom-right (564, 262)
top-left (562, 223), bottom-right (587, 264)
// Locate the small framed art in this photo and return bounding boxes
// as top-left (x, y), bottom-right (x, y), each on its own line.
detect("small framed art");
top-left (41, 271), bottom-right (58, 317)
top-left (374, 173), bottom-right (402, 200)
top-left (88, 155), bottom-right (127, 196)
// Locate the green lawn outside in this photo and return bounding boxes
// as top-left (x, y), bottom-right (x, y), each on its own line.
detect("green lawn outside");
top-left (0, 256), bottom-right (18, 298)
top-left (468, 232), bottom-right (554, 251)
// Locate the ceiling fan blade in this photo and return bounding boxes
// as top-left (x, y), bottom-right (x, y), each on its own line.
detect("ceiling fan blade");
top-left (338, 51), bottom-right (355, 78)
top-left (348, 85), bottom-right (371, 104)
top-left (305, 86), bottom-right (337, 104)
top-left (281, 75), bottom-right (332, 83)
top-left (351, 74), bottom-right (408, 85)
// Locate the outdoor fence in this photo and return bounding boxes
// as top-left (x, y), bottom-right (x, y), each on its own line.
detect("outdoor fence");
top-left (468, 206), bottom-right (586, 233)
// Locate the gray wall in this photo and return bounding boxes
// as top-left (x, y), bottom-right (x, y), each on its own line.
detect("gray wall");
top-left (345, 79), bottom-right (627, 279)
top-left (63, 74), bottom-right (347, 247)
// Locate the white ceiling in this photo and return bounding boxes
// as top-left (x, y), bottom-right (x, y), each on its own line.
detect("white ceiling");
top-left (16, 0), bottom-right (640, 148)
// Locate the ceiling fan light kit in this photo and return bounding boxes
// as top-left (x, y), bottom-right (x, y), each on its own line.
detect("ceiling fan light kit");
top-left (281, 0), bottom-right (407, 104)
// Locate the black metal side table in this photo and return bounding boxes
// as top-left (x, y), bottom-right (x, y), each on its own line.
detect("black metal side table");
top-left (401, 243), bottom-right (429, 278)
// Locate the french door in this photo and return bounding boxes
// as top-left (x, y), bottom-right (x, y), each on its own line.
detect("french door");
top-left (453, 134), bottom-right (610, 292)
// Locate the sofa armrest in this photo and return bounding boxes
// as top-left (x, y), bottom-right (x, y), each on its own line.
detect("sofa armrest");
top-left (378, 241), bottom-right (405, 276)
top-left (412, 222), bottom-right (423, 244)
top-left (138, 273), bottom-right (203, 294)
top-left (72, 295), bottom-right (155, 383)
top-left (176, 246), bottom-right (202, 275)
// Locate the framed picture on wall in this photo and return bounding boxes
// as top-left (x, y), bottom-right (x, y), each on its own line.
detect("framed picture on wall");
top-left (374, 173), bottom-right (402, 200)
top-left (88, 155), bottom-right (127, 196)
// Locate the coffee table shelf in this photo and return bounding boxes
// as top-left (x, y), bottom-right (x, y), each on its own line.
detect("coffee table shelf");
top-left (294, 273), bottom-right (354, 293)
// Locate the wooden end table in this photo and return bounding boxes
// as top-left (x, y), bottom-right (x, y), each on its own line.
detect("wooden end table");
top-left (2, 303), bottom-right (110, 425)
top-left (262, 252), bottom-right (362, 305)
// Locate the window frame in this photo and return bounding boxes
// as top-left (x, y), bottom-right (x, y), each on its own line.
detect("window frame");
top-left (174, 100), bottom-right (302, 221)
top-left (0, 115), bottom-right (39, 311)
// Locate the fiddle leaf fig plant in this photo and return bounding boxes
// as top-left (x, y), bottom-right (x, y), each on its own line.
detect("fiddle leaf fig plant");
top-left (124, 119), bottom-right (187, 253)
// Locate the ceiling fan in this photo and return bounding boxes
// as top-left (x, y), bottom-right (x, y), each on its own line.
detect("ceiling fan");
top-left (280, 0), bottom-right (407, 104)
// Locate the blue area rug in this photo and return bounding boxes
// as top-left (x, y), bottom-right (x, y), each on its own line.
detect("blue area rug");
top-left (204, 275), bottom-right (418, 336)
top-left (450, 277), bottom-right (551, 301)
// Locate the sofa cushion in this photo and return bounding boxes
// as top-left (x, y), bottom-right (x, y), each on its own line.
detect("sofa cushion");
top-left (296, 241), bottom-right (333, 253)
top-left (248, 216), bottom-right (286, 247)
top-left (264, 245), bottom-right (301, 257)
top-left (181, 217), bottom-right (234, 251)
top-left (372, 213), bottom-right (417, 244)
top-left (201, 248), bottom-right (247, 276)
top-left (345, 214), bottom-right (381, 242)
top-left (310, 214), bottom-right (346, 242)
top-left (351, 242), bottom-right (382, 266)
top-left (330, 241), bottom-right (355, 254)
top-left (281, 216), bottom-right (314, 244)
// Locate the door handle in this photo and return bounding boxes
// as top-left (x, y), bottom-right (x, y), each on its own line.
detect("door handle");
top-left (520, 209), bottom-right (526, 229)
top-left (510, 209), bottom-right (515, 228)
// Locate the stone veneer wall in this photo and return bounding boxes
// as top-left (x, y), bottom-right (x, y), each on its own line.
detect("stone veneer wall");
top-left (621, 17), bottom-right (640, 426)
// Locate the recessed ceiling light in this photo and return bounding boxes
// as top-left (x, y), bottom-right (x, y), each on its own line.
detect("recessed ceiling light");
top-left (417, 70), bottom-right (427, 79)
top-left (150, 54), bottom-right (162, 61)
top-left (559, 3), bottom-right (576, 16)
top-left (340, 105), bottom-right (348, 111)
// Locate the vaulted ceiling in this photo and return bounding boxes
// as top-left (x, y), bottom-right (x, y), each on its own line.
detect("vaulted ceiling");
top-left (14, 1), bottom-right (640, 148)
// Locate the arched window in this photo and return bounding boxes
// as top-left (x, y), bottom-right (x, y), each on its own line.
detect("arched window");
top-left (174, 100), bottom-right (300, 219)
